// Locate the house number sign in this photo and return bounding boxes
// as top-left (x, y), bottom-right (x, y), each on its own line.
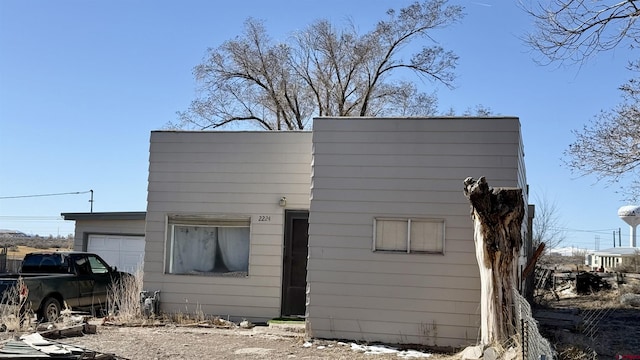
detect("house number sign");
top-left (258, 215), bottom-right (271, 222)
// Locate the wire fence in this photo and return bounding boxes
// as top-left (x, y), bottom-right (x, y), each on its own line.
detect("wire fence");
top-left (514, 288), bottom-right (555, 360)
top-left (580, 306), bottom-right (611, 358)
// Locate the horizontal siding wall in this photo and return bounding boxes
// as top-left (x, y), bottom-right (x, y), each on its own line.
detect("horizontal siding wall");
top-left (73, 219), bottom-right (145, 251)
top-left (145, 131), bottom-right (312, 322)
top-left (307, 117), bottom-right (525, 349)
top-left (517, 131), bottom-right (531, 289)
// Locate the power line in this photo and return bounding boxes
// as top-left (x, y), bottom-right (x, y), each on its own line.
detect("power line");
top-left (0, 216), bottom-right (63, 221)
top-left (0, 190), bottom-right (92, 200)
top-left (550, 226), bottom-right (625, 235)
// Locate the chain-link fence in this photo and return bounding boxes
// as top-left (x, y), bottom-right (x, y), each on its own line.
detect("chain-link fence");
top-left (514, 288), bottom-right (555, 360)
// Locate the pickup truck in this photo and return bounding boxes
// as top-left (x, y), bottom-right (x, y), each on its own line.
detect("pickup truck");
top-left (0, 251), bottom-right (131, 322)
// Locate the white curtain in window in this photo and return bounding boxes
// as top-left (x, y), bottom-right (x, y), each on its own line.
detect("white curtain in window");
top-left (172, 226), bottom-right (217, 273)
top-left (218, 227), bottom-right (250, 271)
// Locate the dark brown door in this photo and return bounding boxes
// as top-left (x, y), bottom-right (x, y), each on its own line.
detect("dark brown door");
top-left (281, 210), bottom-right (309, 317)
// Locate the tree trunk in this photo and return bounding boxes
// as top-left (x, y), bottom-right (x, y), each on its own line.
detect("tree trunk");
top-left (463, 177), bottom-right (524, 345)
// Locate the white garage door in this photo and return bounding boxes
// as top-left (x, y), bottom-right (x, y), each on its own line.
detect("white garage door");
top-left (88, 235), bottom-right (145, 273)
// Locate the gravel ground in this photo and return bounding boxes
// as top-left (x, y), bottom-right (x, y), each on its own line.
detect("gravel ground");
top-left (59, 324), bottom-right (456, 360)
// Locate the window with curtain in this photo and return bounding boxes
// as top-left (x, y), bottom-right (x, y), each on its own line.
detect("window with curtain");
top-left (167, 216), bottom-right (250, 276)
top-left (374, 218), bottom-right (445, 254)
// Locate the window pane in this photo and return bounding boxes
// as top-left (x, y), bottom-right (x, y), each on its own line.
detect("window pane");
top-left (169, 221), bottom-right (250, 276)
top-left (88, 255), bottom-right (109, 274)
top-left (375, 219), bottom-right (408, 251)
top-left (171, 226), bottom-right (217, 274)
top-left (218, 227), bottom-right (250, 272)
top-left (410, 220), bottom-right (444, 253)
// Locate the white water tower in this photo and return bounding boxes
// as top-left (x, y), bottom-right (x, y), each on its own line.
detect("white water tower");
top-left (618, 205), bottom-right (640, 247)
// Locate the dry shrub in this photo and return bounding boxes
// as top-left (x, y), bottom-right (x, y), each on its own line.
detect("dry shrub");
top-left (165, 302), bottom-right (206, 324)
top-left (107, 268), bottom-right (143, 323)
top-left (0, 278), bottom-right (31, 331)
top-left (619, 278), bottom-right (640, 294)
top-left (583, 291), bottom-right (620, 309)
top-left (162, 301), bottom-right (237, 328)
top-left (558, 344), bottom-right (594, 360)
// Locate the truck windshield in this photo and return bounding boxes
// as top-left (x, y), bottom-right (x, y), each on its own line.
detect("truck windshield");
top-left (21, 254), bottom-right (67, 273)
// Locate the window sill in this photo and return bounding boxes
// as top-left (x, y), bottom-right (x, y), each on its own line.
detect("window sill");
top-left (168, 270), bottom-right (248, 277)
top-left (373, 250), bottom-right (445, 255)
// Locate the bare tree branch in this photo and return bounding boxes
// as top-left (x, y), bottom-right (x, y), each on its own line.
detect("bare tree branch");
top-left (563, 62), bottom-right (640, 201)
top-left (176, 0), bottom-right (463, 130)
top-left (521, 0), bottom-right (640, 65)
top-left (522, 1), bottom-right (640, 200)
top-left (532, 192), bottom-right (567, 250)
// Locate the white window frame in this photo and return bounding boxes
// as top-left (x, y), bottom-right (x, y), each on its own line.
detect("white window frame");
top-left (372, 217), bottom-right (445, 254)
top-left (166, 214), bottom-right (251, 276)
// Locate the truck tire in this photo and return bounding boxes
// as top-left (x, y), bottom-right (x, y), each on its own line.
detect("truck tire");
top-left (40, 297), bottom-right (61, 323)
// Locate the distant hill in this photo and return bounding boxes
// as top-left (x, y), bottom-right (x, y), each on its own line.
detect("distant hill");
top-left (0, 229), bottom-right (30, 238)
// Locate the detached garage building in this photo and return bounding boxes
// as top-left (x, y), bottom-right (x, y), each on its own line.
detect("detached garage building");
top-left (61, 212), bottom-right (146, 273)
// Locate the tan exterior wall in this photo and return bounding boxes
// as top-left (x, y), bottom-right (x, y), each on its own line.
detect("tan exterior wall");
top-left (307, 117), bottom-right (526, 349)
top-left (72, 219), bottom-right (145, 251)
top-left (144, 131), bottom-right (312, 322)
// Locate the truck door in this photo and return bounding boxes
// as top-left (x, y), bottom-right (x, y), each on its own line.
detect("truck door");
top-left (86, 254), bottom-right (114, 308)
top-left (73, 257), bottom-right (96, 308)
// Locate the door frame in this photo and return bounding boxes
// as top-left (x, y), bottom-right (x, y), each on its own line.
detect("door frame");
top-left (281, 210), bottom-right (309, 317)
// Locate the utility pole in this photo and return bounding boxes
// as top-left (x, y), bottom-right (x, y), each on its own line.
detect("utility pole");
top-left (619, 228), bottom-right (622, 247)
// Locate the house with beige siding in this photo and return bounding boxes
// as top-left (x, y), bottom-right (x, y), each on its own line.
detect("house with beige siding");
top-left (143, 131), bottom-right (313, 321)
top-left (62, 116), bottom-right (528, 350)
top-left (306, 117), bottom-right (527, 348)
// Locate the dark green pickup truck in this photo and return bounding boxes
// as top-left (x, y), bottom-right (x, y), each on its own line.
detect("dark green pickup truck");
top-left (0, 252), bottom-right (131, 322)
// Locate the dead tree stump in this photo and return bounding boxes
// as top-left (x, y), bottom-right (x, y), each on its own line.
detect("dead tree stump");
top-left (463, 177), bottom-right (524, 345)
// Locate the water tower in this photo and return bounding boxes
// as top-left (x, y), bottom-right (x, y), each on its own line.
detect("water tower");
top-left (618, 205), bottom-right (640, 247)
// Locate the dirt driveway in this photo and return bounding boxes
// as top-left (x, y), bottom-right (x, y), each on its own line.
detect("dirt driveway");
top-left (62, 324), bottom-right (454, 360)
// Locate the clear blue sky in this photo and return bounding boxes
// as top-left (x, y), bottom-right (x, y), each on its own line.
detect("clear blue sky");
top-left (0, 1), bottom-right (634, 249)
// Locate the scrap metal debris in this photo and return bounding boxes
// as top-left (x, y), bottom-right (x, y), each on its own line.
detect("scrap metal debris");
top-left (0, 332), bottom-right (125, 359)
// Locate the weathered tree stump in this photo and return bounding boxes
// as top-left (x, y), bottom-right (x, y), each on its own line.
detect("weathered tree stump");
top-left (463, 177), bottom-right (524, 345)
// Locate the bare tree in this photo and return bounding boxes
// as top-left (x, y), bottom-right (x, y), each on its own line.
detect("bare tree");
top-left (564, 63), bottom-right (640, 201)
top-left (441, 104), bottom-right (494, 116)
top-left (532, 192), bottom-right (567, 250)
top-left (522, 1), bottom-right (640, 201)
top-left (522, 0), bottom-right (640, 65)
top-left (172, 0), bottom-right (463, 130)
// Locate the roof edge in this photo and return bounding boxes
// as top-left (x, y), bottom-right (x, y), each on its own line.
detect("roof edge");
top-left (61, 211), bottom-right (146, 221)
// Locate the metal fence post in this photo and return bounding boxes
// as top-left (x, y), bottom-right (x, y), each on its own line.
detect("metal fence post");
top-left (521, 318), bottom-right (526, 360)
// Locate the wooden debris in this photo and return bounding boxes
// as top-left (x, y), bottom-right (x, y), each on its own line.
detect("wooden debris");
top-left (39, 324), bottom-right (84, 339)
top-left (575, 272), bottom-right (611, 294)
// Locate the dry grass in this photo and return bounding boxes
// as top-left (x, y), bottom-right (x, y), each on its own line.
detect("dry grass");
top-left (95, 267), bottom-right (238, 328)
top-left (0, 278), bottom-right (32, 332)
top-left (106, 268), bottom-right (143, 323)
top-left (6, 245), bottom-right (71, 259)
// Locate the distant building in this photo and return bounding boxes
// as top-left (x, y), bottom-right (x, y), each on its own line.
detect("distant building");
top-left (585, 247), bottom-right (640, 271)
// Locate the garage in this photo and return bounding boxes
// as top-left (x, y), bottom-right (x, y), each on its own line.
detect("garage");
top-left (61, 211), bottom-right (147, 274)
top-left (88, 234), bottom-right (145, 273)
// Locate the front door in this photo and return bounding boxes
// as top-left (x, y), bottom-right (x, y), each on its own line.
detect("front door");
top-left (281, 210), bottom-right (309, 317)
